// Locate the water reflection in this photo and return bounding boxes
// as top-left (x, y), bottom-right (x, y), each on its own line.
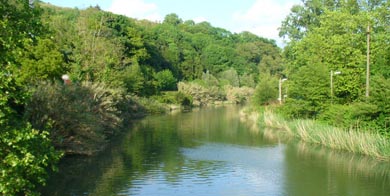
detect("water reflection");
top-left (284, 142), bottom-right (390, 196)
top-left (41, 106), bottom-right (390, 196)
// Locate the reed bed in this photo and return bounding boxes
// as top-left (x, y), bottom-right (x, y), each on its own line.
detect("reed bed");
top-left (259, 108), bottom-right (390, 160)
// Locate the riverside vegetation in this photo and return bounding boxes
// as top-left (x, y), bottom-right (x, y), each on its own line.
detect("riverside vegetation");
top-left (242, 106), bottom-right (390, 160)
top-left (247, 1), bottom-right (390, 160)
top-left (1, 1), bottom-right (270, 194)
top-left (1, 0), bottom-right (390, 195)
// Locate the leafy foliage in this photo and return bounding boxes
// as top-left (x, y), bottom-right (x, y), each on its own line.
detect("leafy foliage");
top-left (280, 0), bottom-right (390, 133)
top-left (0, 1), bottom-right (62, 195)
top-left (154, 69), bottom-right (177, 91)
top-left (0, 126), bottom-right (61, 196)
top-left (252, 73), bottom-right (278, 106)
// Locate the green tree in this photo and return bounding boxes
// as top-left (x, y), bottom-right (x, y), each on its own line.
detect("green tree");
top-left (163, 13), bottom-right (182, 26)
top-left (120, 63), bottom-right (145, 94)
top-left (283, 10), bottom-right (368, 105)
top-left (154, 69), bottom-right (177, 91)
top-left (18, 38), bottom-right (67, 83)
top-left (219, 68), bottom-right (239, 87)
top-left (280, 1), bottom-right (390, 133)
top-left (283, 63), bottom-right (330, 118)
top-left (252, 73), bottom-right (278, 105)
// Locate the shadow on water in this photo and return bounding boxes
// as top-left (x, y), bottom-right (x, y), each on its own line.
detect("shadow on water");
top-left (41, 105), bottom-right (390, 196)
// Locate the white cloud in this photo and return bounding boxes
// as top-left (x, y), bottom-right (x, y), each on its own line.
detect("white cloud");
top-left (232, 0), bottom-right (297, 45)
top-left (109, 0), bottom-right (162, 21)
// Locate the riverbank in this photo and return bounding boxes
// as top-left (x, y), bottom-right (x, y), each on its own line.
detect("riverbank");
top-left (241, 106), bottom-right (390, 160)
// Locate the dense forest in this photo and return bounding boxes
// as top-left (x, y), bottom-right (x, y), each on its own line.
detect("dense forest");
top-left (1, 0), bottom-right (389, 195)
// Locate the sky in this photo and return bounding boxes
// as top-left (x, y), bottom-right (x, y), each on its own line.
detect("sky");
top-left (41, 0), bottom-right (302, 46)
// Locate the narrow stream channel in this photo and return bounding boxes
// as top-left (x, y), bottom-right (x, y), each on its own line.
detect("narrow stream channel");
top-left (41, 105), bottom-right (390, 196)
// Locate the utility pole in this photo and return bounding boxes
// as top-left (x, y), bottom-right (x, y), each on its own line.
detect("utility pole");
top-left (366, 24), bottom-right (370, 98)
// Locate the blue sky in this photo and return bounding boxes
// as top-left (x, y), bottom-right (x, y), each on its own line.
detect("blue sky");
top-left (41, 0), bottom-right (302, 46)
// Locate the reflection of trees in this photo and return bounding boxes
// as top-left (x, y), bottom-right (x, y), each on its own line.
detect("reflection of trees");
top-left (175, 105), bottom-right (278, 147)
top-left (42, 106), bottom-right (278, 195)
top-left (284, 142), bottom-right (390, 196)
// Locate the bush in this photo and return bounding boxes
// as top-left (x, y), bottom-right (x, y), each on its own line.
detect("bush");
top-left (252, 73), bottom-right (278, 105)
top-left (132, 96), bottom-right (168, 114)
top-left (225, 85), bottom-right (254, 104)
top-left (154, 69), bottom-right (177, 91)
top-left (26, 82), bottom-right (124, 155)
top-left (178, 81), bottom-right (224, 106)
top-left (176, 91), bottom-right (193, 106)
top-left (318, 102), bottom-right (386, 133)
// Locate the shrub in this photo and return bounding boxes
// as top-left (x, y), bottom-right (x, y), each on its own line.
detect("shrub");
top-left (178, 81), bottom-right (224, 106)
top-left (318, 102), bottom-right (387, 133)
top-left (225, 85), bottom-right (254, 104)
top-left (131, 96), bottom-right (168, 114)
top-left (25, 82), bottom-right (124, 155)
top-left (154, 69), bottom-right (177, 91)
top-left (176, 91), bottom-right (193, 107)
top-left (252, 73), bottom-right (278, 105)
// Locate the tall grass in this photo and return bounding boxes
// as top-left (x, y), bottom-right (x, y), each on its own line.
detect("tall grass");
top-left (25, 82), bottom-right (157, 155)
top-left (257, 107), bottom-right (390, 160)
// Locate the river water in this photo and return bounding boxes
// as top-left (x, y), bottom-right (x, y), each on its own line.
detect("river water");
top-left (41, 106), bottom-right (390, 196)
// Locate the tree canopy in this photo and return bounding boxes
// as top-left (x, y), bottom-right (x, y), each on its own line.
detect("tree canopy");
top-left (278, 0), bottom-right (390, 133)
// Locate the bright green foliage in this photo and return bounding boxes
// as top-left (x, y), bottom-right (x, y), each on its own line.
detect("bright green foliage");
top-left (283, 63), bottom-right (330, 118)
top-left (18, 38), bottom-right (67, 83)
top-left (0, 71), bottom-right (24, 124)
top-left (154, 69), bottom-right (177, 91)
top-left (239, 73), bottom-right (256, 88)
top-left (0, 74), bottom-right (60, 196)
top-left (219, 68), bottom-right (240, 87)
top-left (0, 0), bottom-right (43, 65)
top-left (0, 126), bottom-right (61, 196)
top-left (120, 64), bottom-right (145, 94)
top-left (163, 13), bottom-right (183, 26)
top-left (252, 73), bottom-right (278, 105)
top-left (201, 44), bottom-right (232, 74)
top-left (280, 0), bottom-right (390, 133)
top-left (318, 102), bottom-right (378, 128)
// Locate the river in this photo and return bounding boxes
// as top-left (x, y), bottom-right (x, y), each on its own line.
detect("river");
top-left (41, 105), bottom-right (390, 196)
